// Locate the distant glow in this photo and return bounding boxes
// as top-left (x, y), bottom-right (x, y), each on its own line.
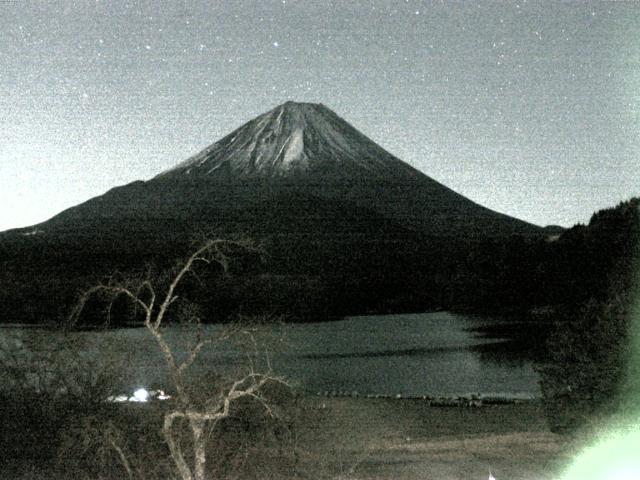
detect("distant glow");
top-left (131, 388), bottom-right (149, 402)
top-left (561, 427), bottom-right (640, 480)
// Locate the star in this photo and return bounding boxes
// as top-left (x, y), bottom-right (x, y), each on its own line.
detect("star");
top-left (273, 41), bottom-right (279, 47)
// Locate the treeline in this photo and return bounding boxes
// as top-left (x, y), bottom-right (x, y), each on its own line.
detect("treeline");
top-left (536, 198), bottom-right (640, 432)
top-left (434, 197), bottom-right (639, 432)
top-left (0, 221), bottom-right (432, 325)
top-left (0, 198), bottom-right (637, 330)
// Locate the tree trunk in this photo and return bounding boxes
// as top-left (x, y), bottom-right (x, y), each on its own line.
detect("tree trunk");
top-left (164, 413), bottom-right (194, 480)
top-left (191, 417), bottom-right (207, 480)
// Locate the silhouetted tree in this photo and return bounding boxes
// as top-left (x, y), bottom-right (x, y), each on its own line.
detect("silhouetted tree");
top-left (71, 239), bottom-right (288, 480)
top-left (538, 198), bottom-right (640, 432)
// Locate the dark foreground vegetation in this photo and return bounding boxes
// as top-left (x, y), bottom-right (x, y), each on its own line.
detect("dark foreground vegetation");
top-left (0, 377), bottom-right (310, 479)
top-left (0, 240), bottom-right (317, 479)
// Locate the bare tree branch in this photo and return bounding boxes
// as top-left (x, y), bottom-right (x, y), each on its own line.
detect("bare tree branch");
top-left (69, 238), bottom-right (281, 480)
top-left (177, 337), bottom-right (213, 374)
top-left (69, 283), bottom-right (153, 327)
top-left (163, 411), bottom-right (192, 480)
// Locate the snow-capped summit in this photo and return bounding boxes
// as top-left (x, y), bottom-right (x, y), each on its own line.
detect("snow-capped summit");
top-left (17, 101), bottom-right (542, 240)
top-left (158, 101), bottom-right (420, 182)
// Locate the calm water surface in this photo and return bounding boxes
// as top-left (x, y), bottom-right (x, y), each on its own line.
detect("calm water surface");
top-left (0, 312), bottom-right (540, 398)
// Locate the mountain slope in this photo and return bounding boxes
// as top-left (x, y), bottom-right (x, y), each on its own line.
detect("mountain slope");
top-left (36, 101), bottom-right (541, 238)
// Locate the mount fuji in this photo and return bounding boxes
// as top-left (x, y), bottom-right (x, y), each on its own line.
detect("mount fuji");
top-left (1, 101), bottom-right (546, 322)
top-left (32, 101), bottom-right (540, 238)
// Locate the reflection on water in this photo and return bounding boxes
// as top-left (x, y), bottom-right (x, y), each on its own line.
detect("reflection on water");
top-left (269, 312), bottom-right (540, 398)
top-left (0, 312), bottom-right (542, 398)
top-left (299, 343), bottom-right (502, 360)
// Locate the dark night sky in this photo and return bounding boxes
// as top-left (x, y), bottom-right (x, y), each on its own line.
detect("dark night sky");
top-left (1, 0), bottom-right (638, 231)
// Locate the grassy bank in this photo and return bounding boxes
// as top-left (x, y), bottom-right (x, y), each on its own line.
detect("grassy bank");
top-left (300, 397), bottom-right (575, 480)
top-left (1, 394), bottom-right (580, 480)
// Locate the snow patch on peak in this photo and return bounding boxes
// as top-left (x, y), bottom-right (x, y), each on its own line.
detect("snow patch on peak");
top-left (282, 128), bottom-right (305, 166)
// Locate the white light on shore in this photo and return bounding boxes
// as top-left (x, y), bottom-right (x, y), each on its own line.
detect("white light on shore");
top-left (106, 387), bottom-right (171, 403)
top-left (131, 388), bottom-right (149, 402)
top-left (156, 390), bottom-right (171, 400)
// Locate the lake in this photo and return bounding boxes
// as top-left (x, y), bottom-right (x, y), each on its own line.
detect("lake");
top-left (0, 312), bottom-right (541, 399)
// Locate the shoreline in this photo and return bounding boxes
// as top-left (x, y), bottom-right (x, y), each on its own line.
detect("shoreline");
top-left (0, 393), bottom-right (581, 479)
top-left (307, 390), bottom-right (538, 404)
top-left (297, 396), bottom-right (577, 480)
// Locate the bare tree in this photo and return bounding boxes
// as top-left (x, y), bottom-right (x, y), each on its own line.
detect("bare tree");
top-left (70, 239), bottom-right (287, 480)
